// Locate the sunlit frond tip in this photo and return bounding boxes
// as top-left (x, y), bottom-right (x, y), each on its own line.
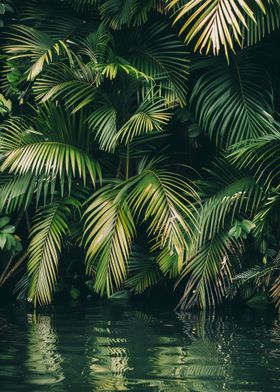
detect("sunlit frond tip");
top-left (167, 0), bottom-right (268, 58)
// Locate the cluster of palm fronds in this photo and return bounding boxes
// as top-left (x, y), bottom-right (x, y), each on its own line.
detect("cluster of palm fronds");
top-left (0, 0), bottom-right (279, 310)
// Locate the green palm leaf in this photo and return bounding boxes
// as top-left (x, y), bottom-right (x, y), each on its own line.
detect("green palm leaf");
top-left (167, 0), bottom-right (268, 57)
top-left (84, 185), bottom-right (136, 296)
top-left (230, 131), bottom-right (280, 186)
top-left (128, 22), bottom-right (190, 106)
top-left (178, 229), bottom-right (240, 309)
top-left (252, 188), bottom-right (280, 242)
top-left (0, 105), bottom-right (102, 186)
top-left (156, 245), bottom-right (182, 277)
top-left (197, 159), bottom-right (267, 246)
top-left (116, 95), bottom-right (172, 145)
top-left (4, 25), bottom-right (72, 80)
top-left (0, 173), bottom-right (38, 213)
top-left (125, 250), bottom-right (161, 293)
top-left (88, 105), bottom-right (118, 152)
top-left (68, 0), bottom-right (98, 11)
top-left (242, 0), bottom-right (280, 47)
top-left (190, 52), bottom-right (277, 146)
top-left (127, 159), bottom-right (199, 257)
top-left (27, 197), bottom-right (79, 305)
top-left (177, 158), bottom-right (268, 310)
top-left (33, 61), bottom-right (97, 112)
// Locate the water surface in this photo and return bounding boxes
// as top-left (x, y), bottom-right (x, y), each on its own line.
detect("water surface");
top-left (0, 301), bottom-right (279, 391)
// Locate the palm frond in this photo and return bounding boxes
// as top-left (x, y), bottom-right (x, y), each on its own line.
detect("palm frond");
top-left (125, 250), bottom-right (161, 293)
top-left (116, 95), bottom-right (172, 145)
top-left (230, 131), bottom-right (280, 186)
top-left (128, 23), bottom-right (190, 106)
top-left (83, 185), bottom-right (136, 296)
top-left (190, 51), bottom-right (277, 146)
top-left (67, 0), bottom-right (98, 12)
top-left (127, 159), bottom-right (199, 257)
top-left (19, 0), bottom-right (87, 40)
top-left (0, 173), bottom-right (38, 213)
top-left (0, 105), bottom-right (102, 187)
top-left (167, 0), bottom-right (269, 57)
top-left (27, 197), bottom-right (79, 305)
top-left (252, 188), bottom-right (280, 242)
top-left (197, 159), bottom-right (267, 247)
top-left (178, 229), bottom-right (240, 309)
top-left (156, 245), bottom-right (182, 277)
top-left (88, 105), bottom-right (118, 152)
top-left (4, 25), bottom-right (72, 80)
top-left (242, 0), bottom-right (280, 47)
top-left (33, 61), bottom-right (97, 112)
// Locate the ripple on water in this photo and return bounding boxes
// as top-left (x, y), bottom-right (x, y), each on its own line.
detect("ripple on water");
top-left (0, 303), bottom-right (279, 392)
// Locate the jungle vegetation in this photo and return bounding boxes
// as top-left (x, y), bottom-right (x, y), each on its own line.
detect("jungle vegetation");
top-left (0, 0), bottom-right (279, 310)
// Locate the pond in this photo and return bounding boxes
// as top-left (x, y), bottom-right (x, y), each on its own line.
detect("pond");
top-left (0, 301), bottom-right (279, 391)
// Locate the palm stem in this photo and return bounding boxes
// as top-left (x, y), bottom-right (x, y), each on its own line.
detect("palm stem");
top-left (125, 143), bottom-right (130, 180)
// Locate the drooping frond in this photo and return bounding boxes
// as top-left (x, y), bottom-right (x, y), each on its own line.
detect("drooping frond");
top-left (167, 0), bottom-right (270, 58)
top-left (0, 105), bottom-right (102, 187)
top-left (83, 185), bottom-right (136, 296)
top-left (178, 229), bottom-right (240, 310)
top-left (252, 188), bottom-right (280, 242)
top-left (88, 105), bottom-right (118, 152)
top-left (242, 0), bottom-right (280, 47)
top-left (128, 23), bottom-right (190, 106)
top-left (190, 52), bottom-right (277, 146)
top-left (27, 197), bottom-right (79, 305)
top-left (33, 62), bottom-right (97, 112)
top-left (197, 159), bottom-right (267, 246)
top-left (127, 159), bottom-right (199, 257)
top-left (3, 25), bottom-right (72, 80)
top-left (67, 0), bottom-right (98, 12)
top-left (0, 173), bottom-right (39, 213)
top-left (230, 131), bottom-right (280, 186)
top-left (116, 95), bottom-right (172, 145)
top-left (125, 250), bottom-right (161, 293)
top-left (68, 0), bottom-right (161, 27)
top-left (19, 0), bottom-right (87, 40)
top-left (177, 158), bottom-right (269, 310)
top-left (156, 245), bottom-right (182, 278)
top-left (233, 251), bottom-right (280, 308)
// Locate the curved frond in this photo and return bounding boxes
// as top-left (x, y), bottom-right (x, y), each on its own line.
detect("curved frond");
top-left (242, 0), bottom-right (280, 47)
top-left (125, 251), bottom-right (161, 293)
top-left (252, 189), bottom-right (280, 242)
top-left (191, 52), bottom-right (277, 146)
top-left (128, 23), bottom-right (190, 106)
top-left (0, 106), bottom-right (102, 186)
top-left (27, 197), bottom-right (78, 305)
top-left (116, 95), bottom-right (172, 145)
top-left (156, 245), bottom-right (182, 277)
top-left (84, 185), bottom-right (136, 296)
top-left (230, 131), bottom-right (280, 186)
top-left (67, 0), bottom-right (98, 11)
top-left (0, 173), bottom-right (38, 213)
top-left (178, 229), bottom-right (240, 309)
top-left (197, 159), bottom-right (267, 246)
top-left (33, 62), bottom-right (97, 112)
top-left (167, 0), bottom-right (268, 57)
top-left (127, 160), bottom-right (199, 257)
top-left (4, 25), bottom-right (72, 80)
top-left (88, 105), bottom-right (118, 152)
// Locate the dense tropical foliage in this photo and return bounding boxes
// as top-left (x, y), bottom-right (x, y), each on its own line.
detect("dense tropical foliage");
top-left (0, 0), bottom-right (279, 310)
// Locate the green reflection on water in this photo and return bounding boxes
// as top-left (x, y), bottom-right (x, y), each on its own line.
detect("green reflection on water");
top-left (0, 303), bottom-right (279, 391)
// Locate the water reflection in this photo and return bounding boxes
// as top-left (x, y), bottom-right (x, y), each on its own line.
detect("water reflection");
top-left (0, 302), bottom-right (279, 391)
top-left (25, 314), bottom-right (64, 386)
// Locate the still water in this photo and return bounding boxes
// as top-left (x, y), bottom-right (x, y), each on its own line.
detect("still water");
top-left (0, 301), bottom-right (279, 392)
